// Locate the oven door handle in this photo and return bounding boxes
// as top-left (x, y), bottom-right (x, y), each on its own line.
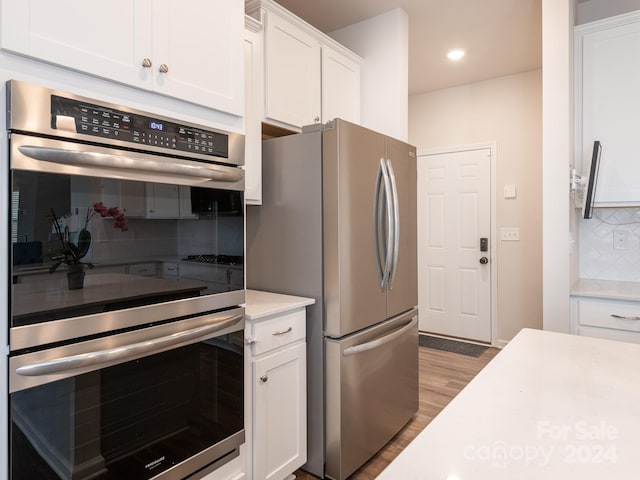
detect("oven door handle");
top-left (15, 314), bottom-right (243, 377)
top-left (17, 145), bottom-right (243, 182)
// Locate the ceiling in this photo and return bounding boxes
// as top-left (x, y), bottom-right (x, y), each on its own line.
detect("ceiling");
top-left (274, 0), bottom-right (542, 95)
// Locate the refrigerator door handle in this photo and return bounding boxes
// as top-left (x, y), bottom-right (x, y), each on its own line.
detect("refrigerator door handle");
top-left (386, 159), bottom-right (400, 290)
top-left (342, 317), bottom-right (417, 357)
top-left (373, 158), bottom-right (393, 289)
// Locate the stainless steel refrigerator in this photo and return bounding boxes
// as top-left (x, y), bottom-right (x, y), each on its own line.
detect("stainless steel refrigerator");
top-left (247, 119), bottom-right (418, 480)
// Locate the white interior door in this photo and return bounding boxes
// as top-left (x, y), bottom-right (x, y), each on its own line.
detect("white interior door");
top-left (418, 148), bottom-right (492, 342)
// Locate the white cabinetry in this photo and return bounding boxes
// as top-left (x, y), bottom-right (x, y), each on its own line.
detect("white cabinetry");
top-left (575, 11), bottom-right (640, 206)
top-left (244, 16), bottom-right (264, 205)
top-left (572, 296), bottom-right (640, 344)
top-left (246, 0), bottom-right (362, 131)
top-left (0, 0), bottom-right (244, 115)
top-left (120, 182), bottom-right (195, 219)
top-left (245, 291), bottom-right (313, 480)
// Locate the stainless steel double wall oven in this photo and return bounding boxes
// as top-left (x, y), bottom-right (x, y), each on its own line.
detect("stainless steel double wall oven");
top-left (6, 80), bottom-right (246, 480)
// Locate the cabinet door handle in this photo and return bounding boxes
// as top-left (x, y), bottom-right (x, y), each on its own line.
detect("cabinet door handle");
top-left (159, 64), bottom-right (169, 74)
top-left (142, 58), bottom-right (152, 68)
top-left (610, 314), bottom-right (640, 321)
top-left (273, 326), bottom-right (292, 336)
top-left (260, 375), bottom-right (268, 383)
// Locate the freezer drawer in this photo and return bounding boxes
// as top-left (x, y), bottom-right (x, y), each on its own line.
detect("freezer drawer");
top-left (324, 308), bottom-right (418, 480)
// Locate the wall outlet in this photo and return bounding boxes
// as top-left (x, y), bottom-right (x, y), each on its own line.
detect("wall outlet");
top-left (613, 230), bottom-right (628, 250)
top-left (500, 227), bottom-right (520, 241)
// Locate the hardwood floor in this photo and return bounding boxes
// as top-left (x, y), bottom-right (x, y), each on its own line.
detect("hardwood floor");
top-left (294, 344), bottom-right (500, 480)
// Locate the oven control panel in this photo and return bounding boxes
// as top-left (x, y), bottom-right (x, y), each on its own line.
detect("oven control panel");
top-left (50, 95), bottom-right (229, 159)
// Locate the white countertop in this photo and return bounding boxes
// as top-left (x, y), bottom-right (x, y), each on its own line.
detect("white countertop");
top-left (377, 328), bottom-right (640, 480)
top-left (244, 289), bottom-right (315, 320)
top-left (571, 278), bottom-right (640, 302)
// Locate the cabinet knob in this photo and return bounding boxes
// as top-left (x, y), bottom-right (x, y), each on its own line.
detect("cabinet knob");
top-left (159, 64), bottom-right (169, 74)
top-left (314, 116), bottom-right (320, 123)
top-left (260, 375), bottom-right (268, 383)
top-left (142, 58), bottom-right (152, 68)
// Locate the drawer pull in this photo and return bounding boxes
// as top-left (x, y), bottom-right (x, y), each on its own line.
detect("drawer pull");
top-left (273, 326), bottom-right (293, 336)
top-left (610, 314), bottom-right (640, 321)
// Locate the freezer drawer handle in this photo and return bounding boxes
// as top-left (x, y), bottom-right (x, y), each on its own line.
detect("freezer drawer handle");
top-left (342, 317), bottom-right (416, 357)
top-left (273, 326), bottom-right (293, 336)
top-left (610, 314), bottom-right (640, 321)
top-left (16, 314), bottom-right (244, 377)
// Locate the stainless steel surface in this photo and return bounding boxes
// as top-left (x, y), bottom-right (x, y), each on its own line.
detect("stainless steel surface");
top-left (387, 159), bottom-right (400, 290)
top-left (10, 307), bottom-right (244, 393)
top-left (11, 289), bottom-right (244, 351)
top-left (325, 309), bottom-right (418, 480)
top-left (11, 133), bottom-right (244, 190)
top-left (16, 314), bottom-right (243, 378)
top-left (6, 79), bottom-right (245, 167)
top-left (142, 58), bottom-right (152, 68)
top-left (17, 144), bottom-right (243, 182)
top-left (247, 119), bottom-right (418, 479)
top-left (159, 63), bottom-right (169, 73)
top-left (342, 317), bottom-right (414, 357)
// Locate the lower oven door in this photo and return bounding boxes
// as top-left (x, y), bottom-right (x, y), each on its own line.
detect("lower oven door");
top-left (9, 308), bottom-right (245, 480)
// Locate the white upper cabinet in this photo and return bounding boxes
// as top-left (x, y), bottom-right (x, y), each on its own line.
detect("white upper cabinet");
top-left (0, 0), bottom-right (244, 116)
top-left (246, 0), bottom-right (362, 131)
top-left (263, 11), bottom-right (322, 129)
top-left (244, 16), bottom-right (264, 205)
top-left (576, 11), bottom-right (640, 206)
top-left (322, 46), bottom-right (361, 124)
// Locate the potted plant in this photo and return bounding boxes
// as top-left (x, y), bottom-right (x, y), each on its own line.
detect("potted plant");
top-left (50, 202), bottom-right (128, 290)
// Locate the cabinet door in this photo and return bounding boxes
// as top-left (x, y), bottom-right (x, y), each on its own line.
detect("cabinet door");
top-left (120, 181), bottom-right (147, 218)
top-left (147, 184), bottom-right (180, 218)
top-left (322, 46), bottom-right (361, 124)
top-left (578, 16), bottom-right (640, 206)
top-left (244, 24), bottom-right (263, 205)
top-left (0, 0), bottom-right (153, 89)
top-left (151, 0), bottom-right (244, 115)
top-left (264, 12), bottom-right (321, 129)
top-left (253, 342), bottom-right (306, 480)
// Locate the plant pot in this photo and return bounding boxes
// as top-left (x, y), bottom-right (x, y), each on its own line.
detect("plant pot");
top-left (67, 264), bottom-right (85, 290)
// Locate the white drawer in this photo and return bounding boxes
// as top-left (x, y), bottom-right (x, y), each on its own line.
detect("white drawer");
top-left (249, 309), bottom-right (306, 356)
top-left (578, 324), bottom-right (640, 344)
top-left (162, 262), bottom-right (179, 277)
top-left (577, 297), bottom-right (640, 333)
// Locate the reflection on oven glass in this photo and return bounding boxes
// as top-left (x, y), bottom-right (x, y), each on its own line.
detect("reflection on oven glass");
top-left (10, 333), bottom-right (244, 480)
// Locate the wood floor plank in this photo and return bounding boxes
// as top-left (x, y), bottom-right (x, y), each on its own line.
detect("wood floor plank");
top-left (294, 345), bottom-right (499, 479)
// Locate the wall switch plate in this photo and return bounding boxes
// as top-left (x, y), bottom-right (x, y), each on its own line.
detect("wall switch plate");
top-left (500, 227), bottom-right (520, 241)
top-left (503, 185), bottom-right (517, 199)
top-left (613, 230), bottom-right (628, 250)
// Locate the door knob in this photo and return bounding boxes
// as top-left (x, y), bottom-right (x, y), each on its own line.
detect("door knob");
top-left (479, 257), bottom-right (488, 265)
top-left (260, 375), bottom-right (268, 383)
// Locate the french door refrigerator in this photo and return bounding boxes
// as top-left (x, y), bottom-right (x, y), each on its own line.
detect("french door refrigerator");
top-left (247, 119), bottom-right (418, 480)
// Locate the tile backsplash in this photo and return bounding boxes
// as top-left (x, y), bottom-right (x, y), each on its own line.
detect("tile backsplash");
top-left (580, 207), bottom-right (640, 281)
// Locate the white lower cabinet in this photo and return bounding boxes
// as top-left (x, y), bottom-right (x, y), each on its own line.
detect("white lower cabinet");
top-left (253, 342), bottom-right (306, 480)
top-left (572, 296), bottom-right (640, 343)
top-left (245, 295), bottom-right (310, 480)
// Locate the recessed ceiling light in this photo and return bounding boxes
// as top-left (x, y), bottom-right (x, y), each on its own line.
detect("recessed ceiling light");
top-left (447, 49), bottom-right (465, 61)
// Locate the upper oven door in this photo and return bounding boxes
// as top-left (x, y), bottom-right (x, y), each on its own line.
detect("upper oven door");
top-left (10, 133), bottom-right (245, 351)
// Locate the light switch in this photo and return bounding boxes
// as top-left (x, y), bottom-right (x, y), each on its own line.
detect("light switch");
top-left (503, 185), bottom-right (517, 199)
top-left (500, 227), bottom-right (520, 241)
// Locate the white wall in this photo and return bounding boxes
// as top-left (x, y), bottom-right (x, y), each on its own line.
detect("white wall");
top-left (542, 0), bottom-right (575, 333)
top-left (578, 0), bottom-right (640, 24)
top-left (409, 70), bottom-right (542, 344)
top-left (330, 8), bottom-right (408, 142)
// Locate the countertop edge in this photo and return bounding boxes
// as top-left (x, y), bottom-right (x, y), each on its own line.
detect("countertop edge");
top-left (244, 289), bottom-right (315, 320)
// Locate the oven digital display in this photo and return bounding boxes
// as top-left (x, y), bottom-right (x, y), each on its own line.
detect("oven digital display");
top-left (50, 94), bottom-right (229, 159)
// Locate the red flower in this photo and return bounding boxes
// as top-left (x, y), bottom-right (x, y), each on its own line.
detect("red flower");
top-left (92, 202), bottom-right (128, 232)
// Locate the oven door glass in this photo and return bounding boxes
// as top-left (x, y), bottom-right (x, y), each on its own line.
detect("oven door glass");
top-left (11, 169), bottom-right (244, 331)
top-left (9, 313), bottom-right (245, 480)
